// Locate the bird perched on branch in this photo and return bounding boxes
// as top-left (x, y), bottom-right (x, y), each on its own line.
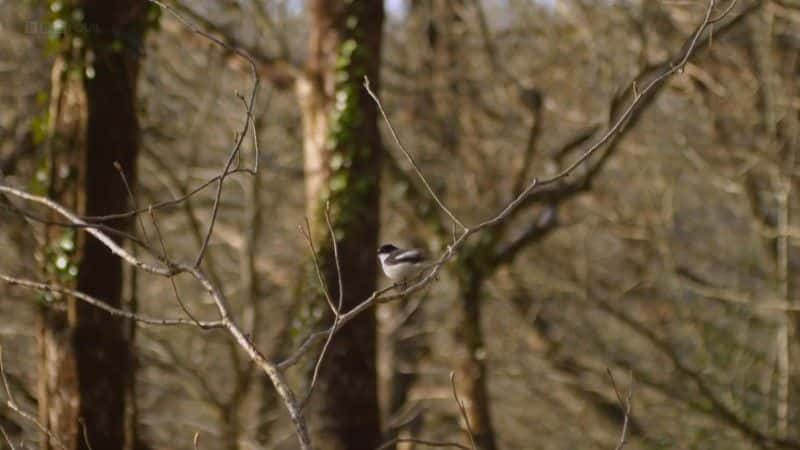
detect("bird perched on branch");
top-left (377, 244), bottom-right (429, 283)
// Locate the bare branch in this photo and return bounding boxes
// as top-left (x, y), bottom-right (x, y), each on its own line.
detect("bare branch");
top-left (493, 205), bottom-right (558, 265)
top-left (145, 0), bottom-right (262, 269)
top-left (0, 185), bottom-right (173, 276)
top-left (374, 372), bottom-right (480, 450)
top-left (78, 418), bottom-right (93, 450)
top-left (300, 219), bottom-right (336, 315)
top-left (450, 372), bottom-right (478, 450)
top-left (0, 197), bottom-right (152, 251)
top-left (113, 161), bottom-right (150, 244)
top-left (510, 93), bottom-right (543, 198)
top-left (0, 192), bottom-right (312, 448)
top-left (364, 76), bottom-right (466, 230)
top-left (80, 167), bottom-right (255, 222)
top-left (0, 345), bottom-right (66, 450)
top-left (0, 424), bottom-right (15, 450)
top-left (149, 208), bottom-right (205, 328)
top-left (606, 369), bottom-right (634, 450)
top-left (0, 274), bottom-right (223, 328)
top-left (302, 201), bottom-right (344, 408)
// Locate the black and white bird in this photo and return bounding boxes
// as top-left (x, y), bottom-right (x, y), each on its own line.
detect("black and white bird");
top-left (377, 244), bottom-right (429, 282)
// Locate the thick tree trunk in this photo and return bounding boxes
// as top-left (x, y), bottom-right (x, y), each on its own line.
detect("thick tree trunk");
top-left (39, 50), bottom-right (87, 450)
top-left (298, 1), bottom-right (384, 449)
top-left (39, 2), bottom-right (148, 449)
top-left (453, 272), bottom-right (497, 450)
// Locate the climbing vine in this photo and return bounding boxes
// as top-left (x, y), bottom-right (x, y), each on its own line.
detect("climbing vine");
top-left (32, 0), bottom-right (159, 289)
top-left (319, 2), bottom-right (377, 240)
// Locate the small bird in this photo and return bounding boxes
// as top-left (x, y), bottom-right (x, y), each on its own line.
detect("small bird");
top-left (377, 244), bottom-right (429, 282)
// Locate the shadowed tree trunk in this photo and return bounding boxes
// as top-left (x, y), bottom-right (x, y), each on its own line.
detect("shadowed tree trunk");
top-left (298, 1), bottom-right (384, 449)
top-left (453, 261), bottom-right (497, 450)
top-left (38, 1), bottom-right (149, 449)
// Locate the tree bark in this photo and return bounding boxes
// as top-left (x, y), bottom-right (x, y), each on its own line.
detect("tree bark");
top-left (39, 2), bottom-right (148, 449)
top-left (298, 1), bottom-right (384, 449)
top-left (453, 270), bottom-right (497, 450)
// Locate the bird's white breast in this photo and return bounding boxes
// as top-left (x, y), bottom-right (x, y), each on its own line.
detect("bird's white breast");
top-left (382, 261), bottom-right (418, 280)
top-left (379, 253), bottom-right (420, 280)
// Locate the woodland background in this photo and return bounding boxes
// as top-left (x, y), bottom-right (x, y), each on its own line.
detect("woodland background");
top-left (1, 0), bottom-right (800, 449)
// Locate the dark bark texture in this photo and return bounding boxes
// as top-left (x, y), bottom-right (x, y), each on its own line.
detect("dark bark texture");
top-left (39, 1), bottom-right (148, 449)
top-left (454, 271), bottom-right (497, 450)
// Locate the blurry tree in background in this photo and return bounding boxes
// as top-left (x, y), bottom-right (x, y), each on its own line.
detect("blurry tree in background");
top-left (35, 1), bottom-right (150, 449)
top-left (1, 1), bottom-right (800, 450)
top-left (299, 1), bottom-right (384, 448)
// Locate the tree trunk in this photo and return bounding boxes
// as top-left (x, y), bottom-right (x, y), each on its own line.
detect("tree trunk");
top-left (39, 2), bottom-right (148, 449)
top-left (453, 271), bottom-right (497, 450)
top-left (298, 1), bottom-right (384, 449)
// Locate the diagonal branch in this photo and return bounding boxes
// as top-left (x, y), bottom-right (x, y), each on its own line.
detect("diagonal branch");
top-left (365, 76), bottom-right (467, 230)
top-left (147, 0), bottom-right (262, 270)
top-left (504, 0), bottom-right (760, 227)
top-left (385, 153), bottom-right (451, 241)
top-left (1, 274), bottom-right (223, 328)
top-left (492, 205), bottom-right (558, 266)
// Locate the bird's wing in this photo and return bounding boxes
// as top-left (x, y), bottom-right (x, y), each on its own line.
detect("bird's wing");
top-left (388, 248), bottom-right (426, 264)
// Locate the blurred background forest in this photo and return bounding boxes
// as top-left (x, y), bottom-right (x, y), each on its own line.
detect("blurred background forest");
top-left (1, 0), bottom-right (800, 449)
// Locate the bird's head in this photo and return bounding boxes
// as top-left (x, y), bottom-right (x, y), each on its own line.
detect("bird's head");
top-left (377, 244), bottom-right (399, 256)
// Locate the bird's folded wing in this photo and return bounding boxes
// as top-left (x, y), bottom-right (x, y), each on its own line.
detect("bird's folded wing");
top-left (389, 249), bottom-right (425, 264)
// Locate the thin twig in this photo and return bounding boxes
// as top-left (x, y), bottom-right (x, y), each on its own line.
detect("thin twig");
top-left (148, 208), bottom-right (206, 328)
top-left (531, 0), bottom-right (718, 188)
top-left (0, 199), bottom-right (151, 250)
top-left (0, 424), bottom-right (16, 450)
top-left (78, 418), bottom-right (94, 450)
top-left (607, 369), bottom-right (634, 450)
top-left (0, 185), bottom-right (173, 276)
top-left (81, 168), bottom-right (255, 222)
top-left (710, 0), bottom-right (738, 23)
top-left (0, 345), bottom-right (67, 450)
top-left (364, 76), bottom-right (466, 230)
top-left (113, 161), bottom-right (150, 244)
top-left (374, 373), bottom-right (478, 450)
top-left (302, 201), bottom-right (344, 408)
top-left (0, 274), bottom-right (223, 327)
top-left (300, 219), bottom-right (336, 315)
top-left (146, 0), bottom-right (262, 269)
top-left (450, 372), bottom-right (478, 450)
top-left (186, 265), bottom-right (311, 450)
top-left (239, 94), bottom-right (261, 173)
